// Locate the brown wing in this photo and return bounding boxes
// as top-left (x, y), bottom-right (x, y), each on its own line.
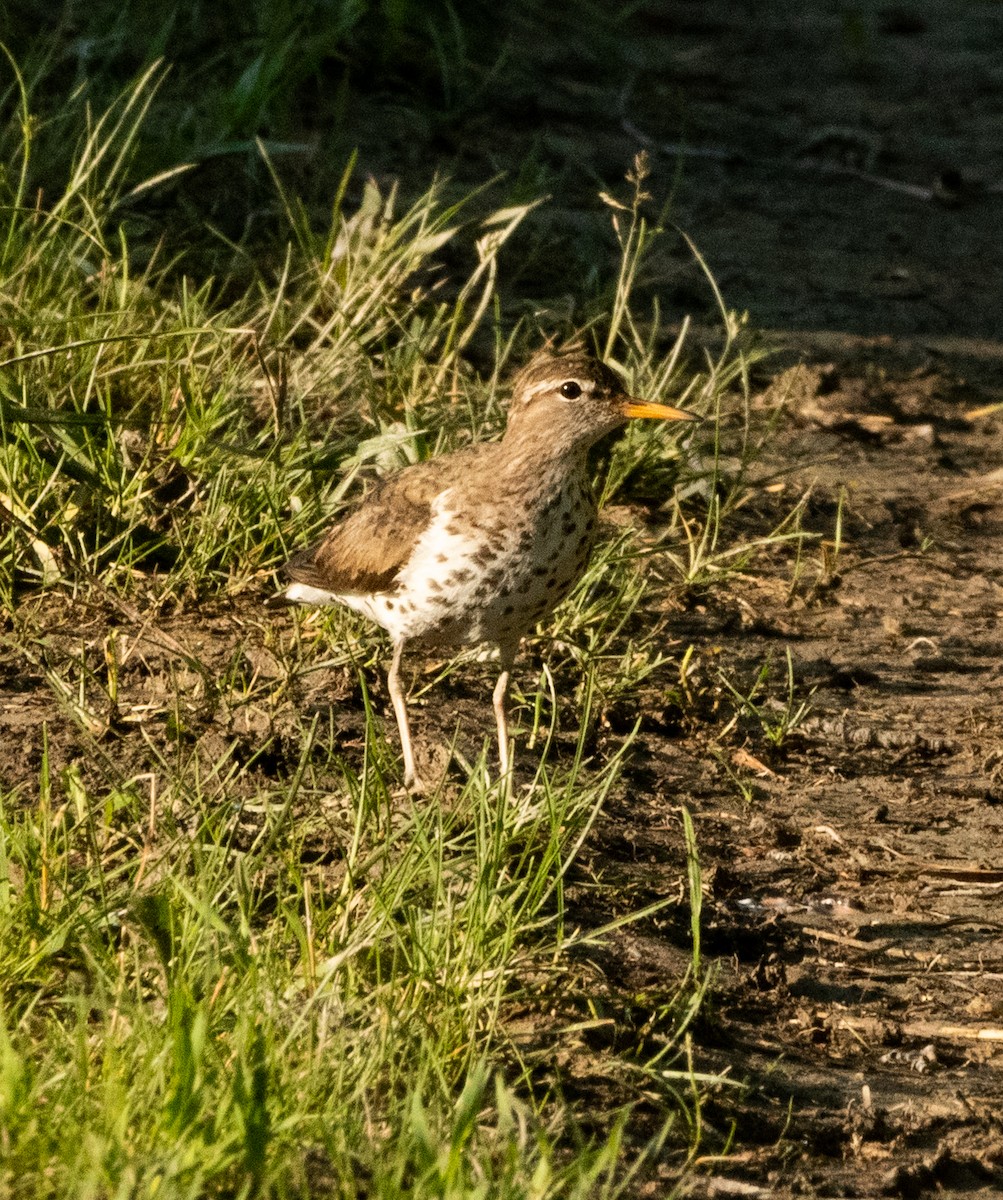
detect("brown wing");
top-left (285, 443), bottom-right (493, 595)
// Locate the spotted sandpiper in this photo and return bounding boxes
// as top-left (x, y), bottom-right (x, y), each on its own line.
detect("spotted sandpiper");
top-left (274, 346), bottom-right (696, 789)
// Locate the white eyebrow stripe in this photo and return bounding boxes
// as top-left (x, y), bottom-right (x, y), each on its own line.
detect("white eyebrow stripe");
top-left (523, 377), bottom-right (595, 401)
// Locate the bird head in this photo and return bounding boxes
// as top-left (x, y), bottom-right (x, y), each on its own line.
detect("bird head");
top-left (505, 347), bottom-right (696, 449)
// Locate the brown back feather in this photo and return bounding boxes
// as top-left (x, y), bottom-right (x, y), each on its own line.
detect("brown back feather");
top-left (285, 443), bottom-right (493, 595)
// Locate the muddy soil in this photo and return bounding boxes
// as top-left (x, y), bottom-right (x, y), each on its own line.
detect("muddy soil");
top-left (590, 346), bottom-right (1003, 1197)
top-left (618, 4), bottom-right (1003, 1193)
top-left (4, 0), bottom-right (1003, 1195)
top-left (572, 2), bottom-right (1003, 1192)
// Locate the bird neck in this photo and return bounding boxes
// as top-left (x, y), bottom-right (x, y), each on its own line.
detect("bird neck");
top-left (487, 430), bottom-right (593, 513)
top-left (500, 409), bottom-right (594, 467)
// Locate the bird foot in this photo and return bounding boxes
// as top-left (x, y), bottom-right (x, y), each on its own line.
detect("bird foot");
top-left (403, 772), bottom-right (430, 795)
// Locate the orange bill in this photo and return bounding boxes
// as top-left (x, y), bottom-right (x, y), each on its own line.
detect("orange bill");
top-left (621, 397), bottom-right (698, 421)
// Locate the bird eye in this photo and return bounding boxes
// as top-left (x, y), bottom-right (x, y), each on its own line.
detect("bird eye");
top-left (559, 381), bottom-right (582, 399)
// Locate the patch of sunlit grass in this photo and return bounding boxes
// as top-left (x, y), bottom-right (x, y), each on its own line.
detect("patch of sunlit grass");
top-left (0, 60), bottom-right (784, 1198)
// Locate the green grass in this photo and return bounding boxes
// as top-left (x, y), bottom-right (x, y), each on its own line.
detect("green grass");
top-left (0, 51), bottom-right (793, 1199)
top-left (0, 706), bottom-right (657, 1196)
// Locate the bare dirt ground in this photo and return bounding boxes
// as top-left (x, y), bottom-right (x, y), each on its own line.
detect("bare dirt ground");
top-left (573, 2), bottom-right (1003, 1193)
top-left (592, 348), bottom-right (1003, 1197)
top-left (4, 1), bottom-right (1003, 1195)
top-left (573, 2), bottom-right (1003, 1192)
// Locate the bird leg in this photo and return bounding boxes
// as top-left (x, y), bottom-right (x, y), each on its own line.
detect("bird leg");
top-left (387, 639), bottom-right (423, 791)
top-left (492, 643), bottom-right (518, 794)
